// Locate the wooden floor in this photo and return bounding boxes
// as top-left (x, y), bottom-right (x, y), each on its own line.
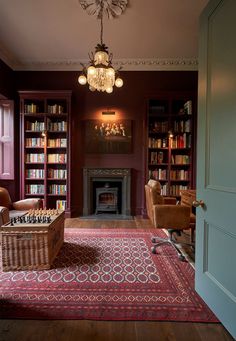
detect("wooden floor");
top-left (0, 217), bottom-right (234, 341)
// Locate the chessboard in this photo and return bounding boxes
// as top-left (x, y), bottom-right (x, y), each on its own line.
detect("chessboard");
top-left (8, 208), bottom-right (62, 227)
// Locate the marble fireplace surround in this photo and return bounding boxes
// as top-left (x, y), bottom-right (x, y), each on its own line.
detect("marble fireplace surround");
top-left (83, 168), bottom-right (131, 216)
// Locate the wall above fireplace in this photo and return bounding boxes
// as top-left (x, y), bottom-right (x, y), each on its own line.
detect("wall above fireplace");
top-left (83, 168), bottom-right (131, 217)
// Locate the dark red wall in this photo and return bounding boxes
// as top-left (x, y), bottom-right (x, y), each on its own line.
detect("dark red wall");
top-left (0, 59), bottom-right (14, 98)
top-left (12, 70), bottom-right (197, 216)
top-left (0, 59), bottom-right (18, 201)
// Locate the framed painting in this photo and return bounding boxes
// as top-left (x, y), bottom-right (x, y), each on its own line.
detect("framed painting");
top-left (85, 120), bottom-right (132, 154)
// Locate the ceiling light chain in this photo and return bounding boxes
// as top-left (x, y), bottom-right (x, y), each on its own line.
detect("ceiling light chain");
top-left (100, 1), bottom-right (104, 46)
top-left (78, 0), bottom-right (126, 93)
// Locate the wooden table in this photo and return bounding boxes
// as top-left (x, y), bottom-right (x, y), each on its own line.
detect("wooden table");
top-left (0, 210), bottom-right (65, 271)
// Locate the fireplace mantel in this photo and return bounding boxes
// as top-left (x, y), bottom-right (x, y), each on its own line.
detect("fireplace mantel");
top-left (83, 168), bottom-right (131, 216)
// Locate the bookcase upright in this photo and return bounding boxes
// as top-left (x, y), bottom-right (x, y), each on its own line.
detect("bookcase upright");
top-left (146, 92), bottom-right (196, 197)
top-left (19, 90), bottom-right (71, 217)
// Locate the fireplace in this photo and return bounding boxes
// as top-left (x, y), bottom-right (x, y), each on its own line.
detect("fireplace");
top-left (83, 168), bottom-right (131, 216)
top-left (95, 185), bottom-right (118, 214)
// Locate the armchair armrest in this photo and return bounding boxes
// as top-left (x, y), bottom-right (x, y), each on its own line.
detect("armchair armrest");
top-left (12, 198), bottom-right (43, 211)
top-left (0, 206), bottom-right (10, 225)
top-left (153, 205), bottom-right (191, 229)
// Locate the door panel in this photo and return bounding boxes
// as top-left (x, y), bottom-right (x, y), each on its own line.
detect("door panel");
top-left (196, 0), bottom-right (236, 338)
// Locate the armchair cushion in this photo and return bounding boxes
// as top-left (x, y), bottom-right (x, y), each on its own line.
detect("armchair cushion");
top-left (153, 205), bottom-right (191, 229)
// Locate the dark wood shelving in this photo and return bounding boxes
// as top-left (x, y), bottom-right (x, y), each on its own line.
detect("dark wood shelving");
top-left (146, 93), bottom-right (196, 197)
top-left (19, 90), bottom-right (71, 216)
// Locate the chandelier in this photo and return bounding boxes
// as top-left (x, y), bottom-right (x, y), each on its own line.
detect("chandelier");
top-left (78, 0), bottom-right (127, 93)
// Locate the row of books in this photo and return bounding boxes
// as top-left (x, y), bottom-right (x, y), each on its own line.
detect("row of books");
top-left (25, 184), bottom-right (67, 195)
top-left (171, 155), bottom-right (190, 164)
top-left (149, 121), bottom-right (168, 133)
top-left (48, 154), bottom-right (67, 163)
top-left (24, 103), bottom-right (66, 114)
top-left (170, 134), bottom-right (191, 148)
top-left (47, 138), bottom-right (67, 147)
top-left (25, 121), bottom-right (67, 132)
top-left (150, 151), bottom-right (165, 164)
top-left (26, 184), bottom-right (44, 194)
top-left (26, 153), bottom-right (44, 163)
top-left (48, 169), bottom-right (67, 179)
top-left (26, 138), bottom-right (45, 147)
top-left (149, 169), bottom-right (189, 181)
top-left (26, 138), bottom-right (67, 148)
top-left (26, 169), bottom-right (45, 178)
top-left (24, 104), bottom-right (40, 114)
top-left (25, 168), bottom-right (67, 179)
top-left (149, 134), bottom-right (191, 149)
top-left (148, 169), bottom-right (167, 180)
top-left (169, 185), bottom-right (189, 196)
top-left (56, 200), bottom-right (67, 210)
top-left (48, 121), bottom-right (67, 132)
top-left (147, 182), bottom-right (189, 196)
top-left (48, 104), bottom-right (64, 114)
top-left (26, 121), bottom-right (45, 131)
top-left (26, 153), bottom-right (67, 163)
top-left (49, 184), bottom-right (66, 195)
top-left (170, 169), bottom-right (190, 180)
top-left (148, 137), bottom-right (168, 148)
top-left (172, 119), bottom-right (191, 133)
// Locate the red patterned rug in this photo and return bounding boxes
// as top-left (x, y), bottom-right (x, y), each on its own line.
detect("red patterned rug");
top-left (0, 228), bottom-right (218, 322)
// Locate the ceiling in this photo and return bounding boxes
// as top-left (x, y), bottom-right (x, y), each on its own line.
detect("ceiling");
top-left (0, 0), bottom-right (209, 71)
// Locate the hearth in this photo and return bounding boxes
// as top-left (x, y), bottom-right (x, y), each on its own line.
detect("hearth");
top-left (83, 168), bottom-right (131, 216)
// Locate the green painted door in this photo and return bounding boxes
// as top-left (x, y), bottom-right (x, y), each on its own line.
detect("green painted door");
top-left (196, 0), bottom-right (236, 338)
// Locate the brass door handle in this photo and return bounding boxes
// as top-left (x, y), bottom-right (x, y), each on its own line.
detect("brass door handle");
top-left (192, 200), bottom-right (205, 208)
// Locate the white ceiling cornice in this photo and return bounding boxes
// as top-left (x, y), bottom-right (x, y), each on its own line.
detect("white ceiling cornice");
top-left (10, 58), bottom-right (198, 71)
top-left (0, 0), bottom-right (207, 73)
top-left (0, 43), bottom-right (22, 70)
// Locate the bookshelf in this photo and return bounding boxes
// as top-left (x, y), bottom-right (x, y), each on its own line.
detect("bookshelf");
top-left (19, 90), bottom-right (71, 216)
top-left (147, 93), bottom-right (196, 197)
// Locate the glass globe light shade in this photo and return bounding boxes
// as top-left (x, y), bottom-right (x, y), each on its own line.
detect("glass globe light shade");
top-left (107, 67), bottom-right (115, 77)
top-left (94, 51), bottom-right (109, 66)
top-left (106, 87), bottom-right (113, 93)
top-left (78, 74), bottom-right (87, 85)
top-left (87, 66), bottom-right (96, 76)
top-left (115, 77), bottom-right (123, 88)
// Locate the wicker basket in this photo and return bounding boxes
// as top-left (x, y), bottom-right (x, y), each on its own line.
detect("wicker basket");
top-left (0, 211), bottom-right (65, 271)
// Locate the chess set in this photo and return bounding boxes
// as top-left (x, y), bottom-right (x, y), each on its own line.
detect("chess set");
top-left (9, 208), bottom-right (61, 226)
top-left (1, 208), bottom-right (65, 271)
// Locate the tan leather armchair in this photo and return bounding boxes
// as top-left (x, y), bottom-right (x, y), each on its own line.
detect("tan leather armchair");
top-left (0, 187), bottom-right (43, 225)
top-left (145, 179), bottom-right (192, 260)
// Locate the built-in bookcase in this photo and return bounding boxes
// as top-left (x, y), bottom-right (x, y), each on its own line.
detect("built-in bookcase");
top-left (19, 91), bottom-right (71, 216)
top-left (147, 92), bottom-right (196, 197)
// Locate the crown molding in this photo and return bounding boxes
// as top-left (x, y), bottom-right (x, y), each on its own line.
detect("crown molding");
top-left (12, 58), bottom-right (198, 71)
top-left (0, 44), bottom-right (22, 70)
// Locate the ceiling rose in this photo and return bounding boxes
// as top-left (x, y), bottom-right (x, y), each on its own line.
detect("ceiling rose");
top-left (79, 0), bottom-right (128, 19)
